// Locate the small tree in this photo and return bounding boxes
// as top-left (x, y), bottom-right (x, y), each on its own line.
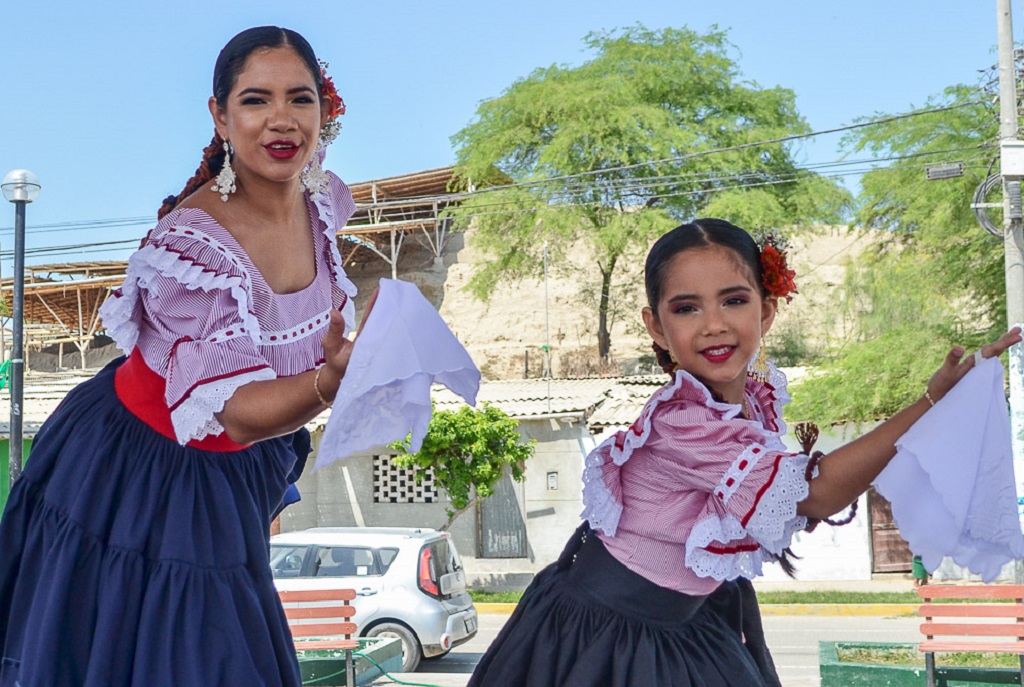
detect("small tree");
top-left (391, 403), bottom-right (535, 530)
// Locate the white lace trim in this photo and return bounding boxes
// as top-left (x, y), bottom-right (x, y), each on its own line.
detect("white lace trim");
top-left (99, 237), bottom-right (261, 355)
top-left (580, 436), bottom-right (624, 535)
top-left (764, 362), bottom-right (790, 438)
top-left (714, 443), bottom-right (770, 505)
top-left (685, 451), bottom-right (811, 581)
top-left (309, 182), bottom-right (357, 335)
top-left (169, 366), bottom-right (277, 445)
top-left (744, 454), bottom-right (811, 554)
top-left (686, 513), bottom-right (766, 581)
top-left (261, 309), bottom-right (333, 346)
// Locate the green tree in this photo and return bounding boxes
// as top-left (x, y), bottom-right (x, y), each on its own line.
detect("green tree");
top-left (787, 85), bottom-right (1001, 424)
top-left (391, 404), bottom-right (535, 530)
top-left (448, 25), bottom-right (849, 361)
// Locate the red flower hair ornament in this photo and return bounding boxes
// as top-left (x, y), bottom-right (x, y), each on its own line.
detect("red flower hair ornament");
top-left (318, 60), bottom-right (345, 147)
top-left (756, 232), bottom-right (798, 303)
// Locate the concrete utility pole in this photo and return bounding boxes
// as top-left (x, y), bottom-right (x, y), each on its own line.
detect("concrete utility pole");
top-left (996, 0), bottom-right (1024, 581)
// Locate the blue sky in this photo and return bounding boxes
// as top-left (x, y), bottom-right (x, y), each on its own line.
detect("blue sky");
top-left (0, 1), bottom-right (1014, 266)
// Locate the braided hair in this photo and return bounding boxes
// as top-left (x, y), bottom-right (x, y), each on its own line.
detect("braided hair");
top-left (157, 27), bottom-right (324, 221)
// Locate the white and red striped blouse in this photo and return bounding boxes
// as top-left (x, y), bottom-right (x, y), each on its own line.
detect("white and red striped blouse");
top-left (581, 364), bottom-right (814, 594)
top-left (99, 172), bottom-right (357, 446)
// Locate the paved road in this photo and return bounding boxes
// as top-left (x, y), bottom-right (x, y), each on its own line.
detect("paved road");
top-left (367, 609), bottom-right (922, 686)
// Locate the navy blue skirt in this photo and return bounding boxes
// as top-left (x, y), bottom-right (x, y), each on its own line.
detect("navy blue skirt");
top-left (468, 525), bottom-right (781, 687)
top-left (0, 358), bottom-right (309, 687)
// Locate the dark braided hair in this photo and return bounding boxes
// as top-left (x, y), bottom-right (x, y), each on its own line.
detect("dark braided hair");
top-left (157, 27), bottom-right (324, 221)
top-left (646, 219), bottom-right (765, 375)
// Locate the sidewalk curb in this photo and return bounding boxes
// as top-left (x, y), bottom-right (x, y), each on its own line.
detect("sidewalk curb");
top-left (758, 603), bottom-right (918, 617)
top-left (475, 602), bottom-right (919, 616)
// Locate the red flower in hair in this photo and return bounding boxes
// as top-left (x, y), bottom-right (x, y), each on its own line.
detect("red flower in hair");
top-left (758, 235), bottom-right (798, 303)
top-left (321, 72), bottom-right (345, 120)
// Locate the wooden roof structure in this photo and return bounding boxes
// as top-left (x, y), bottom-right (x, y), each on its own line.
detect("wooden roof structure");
top-left (342, 166), bottom-right (463, 276)
top-left (0, 262), bottom-right (126, 366)
top-left (0, 167), bottom-right (467, 358)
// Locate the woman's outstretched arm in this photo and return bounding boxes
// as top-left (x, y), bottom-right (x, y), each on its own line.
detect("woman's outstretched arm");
top-left (797, 327), bottom-right (1023, 519)
top-left (216, 289), bottom-right (378, 444)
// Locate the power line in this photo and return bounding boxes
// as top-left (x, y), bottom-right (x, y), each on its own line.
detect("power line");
top-left (0, 100), bottom-right (988, 241)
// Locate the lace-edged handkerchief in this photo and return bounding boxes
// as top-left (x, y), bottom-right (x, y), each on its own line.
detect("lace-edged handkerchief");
top-left (873, 357), bottom-right (1024, 581)
top-left (315, 278), bottom-right (480, 470)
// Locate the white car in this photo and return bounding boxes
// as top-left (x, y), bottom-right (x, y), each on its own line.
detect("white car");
top-left (270, 527), bottom-right (478, 672)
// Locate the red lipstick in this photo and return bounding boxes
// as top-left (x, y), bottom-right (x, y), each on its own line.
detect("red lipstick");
top-left (265, 141), bottom-right (300, 160)
top-left (700, 346), bottom-right (736, 363)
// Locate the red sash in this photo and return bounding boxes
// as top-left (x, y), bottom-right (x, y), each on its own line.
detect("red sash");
top-left (114, 347), bottom-right (251, 451)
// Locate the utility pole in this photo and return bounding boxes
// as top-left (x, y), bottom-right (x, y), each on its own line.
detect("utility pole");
top-left (996, 0), bottom-right (1024, 582)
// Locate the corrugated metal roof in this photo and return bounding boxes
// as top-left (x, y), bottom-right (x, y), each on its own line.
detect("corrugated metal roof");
top-left (432, 375), bottom-right (668, 425)
top-left (0, 369), bottom-right (675, 439)
top-left (0, 368), bottom-right (99, 436)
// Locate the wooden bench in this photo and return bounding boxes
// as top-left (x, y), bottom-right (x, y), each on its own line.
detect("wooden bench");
top-left (918, 584), bottom-right (1024, 687)
top-left (279, 589), bottom-right (360, 686)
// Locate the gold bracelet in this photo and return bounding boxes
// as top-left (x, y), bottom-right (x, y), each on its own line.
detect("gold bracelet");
top-left (314, 366), bottom-right (333, 408)
top-left (924, 390), bottom-right (936, 407)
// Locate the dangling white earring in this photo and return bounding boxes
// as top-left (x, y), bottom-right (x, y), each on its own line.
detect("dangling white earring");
top-left (301, 140), bottom-right (330, 195)
top-left (211, 140), bottom-right (236, 202)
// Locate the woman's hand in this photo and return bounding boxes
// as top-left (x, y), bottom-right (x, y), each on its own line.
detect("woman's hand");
top-left (318, 288), bottom-right (380, 402)
top-left (926, 327), bottom-right (1023, 403)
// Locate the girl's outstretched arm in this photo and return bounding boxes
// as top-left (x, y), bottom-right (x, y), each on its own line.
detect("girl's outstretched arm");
top-left (797, 327), bottom-right (1023, 519)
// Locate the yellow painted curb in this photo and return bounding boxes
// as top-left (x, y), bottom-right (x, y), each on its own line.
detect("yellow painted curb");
top-left (475, 602), bottom-right (920, 616)
top-left (475, 602), bottom-right (519, 614)
top-left (758, 603), bottom-right (918, 617)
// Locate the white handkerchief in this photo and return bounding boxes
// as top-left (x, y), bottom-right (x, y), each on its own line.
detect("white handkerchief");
top-left (315, 278), bottom-right (480, 470)
top-left (873, 357), bottom-right (1024, 582)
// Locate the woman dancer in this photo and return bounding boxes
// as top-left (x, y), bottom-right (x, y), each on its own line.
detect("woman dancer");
top-left (0, 26), bottom-right (365, 687)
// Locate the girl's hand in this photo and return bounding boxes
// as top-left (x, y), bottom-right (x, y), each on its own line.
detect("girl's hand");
top-left (926, 327), bottom-right (1023, 402)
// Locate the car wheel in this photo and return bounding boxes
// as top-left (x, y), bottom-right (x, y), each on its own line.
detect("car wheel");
top-left (366, 622), bottom-right (422, 672)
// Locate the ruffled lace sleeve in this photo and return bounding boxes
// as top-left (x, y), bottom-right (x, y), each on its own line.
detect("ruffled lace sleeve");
top-left (99, 221), bottom-right (276, 444)
top-left (310, 172), bottom-right (359, 335)
top-left (681, 414), bottom-right (813, 582)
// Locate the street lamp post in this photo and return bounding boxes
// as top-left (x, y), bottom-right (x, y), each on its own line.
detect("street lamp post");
top-left (1, 170), bottom-right (40, 486)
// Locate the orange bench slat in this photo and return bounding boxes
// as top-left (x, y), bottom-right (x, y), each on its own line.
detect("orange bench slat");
top-left (284, 606), bottom-right (357, 620)
top-left (920, 621), bottom-right (1024, 638)
top-left (278, 589), bottom-right (358, 603)
top-left (918, 585), bottom-right (1024, 600)
top-left (920, 640), bottom-right (1024, 654)
top-left (289, 622), bottom-right (358, 638)
top-left (918, 604), bottom-right (1024, 619)
top-left (293, 639), bottom-right (361, 651)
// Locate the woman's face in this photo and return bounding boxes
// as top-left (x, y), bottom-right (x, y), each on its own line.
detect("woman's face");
top-left (642, 245), bottom-right (776, 404)
top-left (211, 46), bottom-right (326, 188)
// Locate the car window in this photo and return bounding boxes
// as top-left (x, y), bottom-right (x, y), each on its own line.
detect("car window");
top-left (314, 546), bottom-right (376, 577)
top-left (428, 539), bottom-right (461, 576)
top-left (378, 547), bottom-right (399, 574)
top-left (269, 545), bottom-right (310, 578)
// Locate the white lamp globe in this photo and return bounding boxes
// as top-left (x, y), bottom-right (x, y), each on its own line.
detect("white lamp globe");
top-left (2, 169), bottom-right (41, 203)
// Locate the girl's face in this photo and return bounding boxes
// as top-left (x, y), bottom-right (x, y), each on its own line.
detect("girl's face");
top-left (210, 46), bottom-right (326, 188)
top-left (643, 245), bottom-right (776, 404)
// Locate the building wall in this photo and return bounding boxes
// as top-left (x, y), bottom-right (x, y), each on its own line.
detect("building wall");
top-left (279, 418), bottom-right (597, 591)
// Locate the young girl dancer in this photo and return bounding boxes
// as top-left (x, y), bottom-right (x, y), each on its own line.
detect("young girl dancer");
top-left (468, 218), bottom-right (1021, 687)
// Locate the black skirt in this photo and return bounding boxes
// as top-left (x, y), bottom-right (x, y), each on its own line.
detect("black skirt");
top-left (468, 524), bottom-right (781, 687)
